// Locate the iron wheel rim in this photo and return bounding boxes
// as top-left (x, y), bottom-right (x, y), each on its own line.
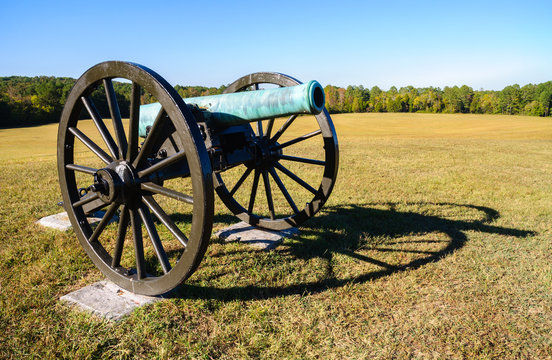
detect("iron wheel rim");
top-left (214, 72), bottom-right (339, 230)
top-left (57, 61), bottom-right (214, 295)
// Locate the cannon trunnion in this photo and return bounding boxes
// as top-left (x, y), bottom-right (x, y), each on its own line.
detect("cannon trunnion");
top-left (57, 61), bottom-right (338, 295)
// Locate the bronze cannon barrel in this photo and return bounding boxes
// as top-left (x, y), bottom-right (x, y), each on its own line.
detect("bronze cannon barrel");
top-left (138, 80), bottom-right (325, 136)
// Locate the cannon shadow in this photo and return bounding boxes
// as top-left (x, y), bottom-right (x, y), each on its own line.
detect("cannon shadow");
top-left (167, 202), bottom-right (535, 301)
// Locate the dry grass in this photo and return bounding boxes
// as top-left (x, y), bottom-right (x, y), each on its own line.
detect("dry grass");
top-left (0, 113), bottom-right (551, 359)
top-left (333, 112), bottom-right (552, 139)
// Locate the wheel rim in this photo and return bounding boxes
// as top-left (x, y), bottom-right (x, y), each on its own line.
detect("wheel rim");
top-left (58, 61), bottom-right (214, 295)
top-left (214, 72), bottom-right (339, 230)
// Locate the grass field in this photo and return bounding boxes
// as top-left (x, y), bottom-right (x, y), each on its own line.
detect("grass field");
top-left (1, 113), bottom-right (551, 359)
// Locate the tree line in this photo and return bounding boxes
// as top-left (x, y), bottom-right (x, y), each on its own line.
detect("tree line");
top-left (0, 76), bottom-right (227, 127)
top-left (324, 82), bottom-right (552, 116)
top-left (1, 76), bottom-right (551, 128)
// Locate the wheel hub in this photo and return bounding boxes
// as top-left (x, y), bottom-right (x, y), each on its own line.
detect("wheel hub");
top-left (92, 161), bottom-right (139, 205)
top-left (253, 137), bottom-right (282, 169)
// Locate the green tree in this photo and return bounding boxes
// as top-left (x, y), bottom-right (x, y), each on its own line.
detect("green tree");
top-left (536, 82), bottom-right (552, 116)
top-left (458, 85), bottom-right (474, 113)
top-left (499, 84), bottom-right (522, 114)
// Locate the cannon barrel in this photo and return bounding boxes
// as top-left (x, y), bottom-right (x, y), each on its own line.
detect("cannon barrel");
top-left (138, 80), bottom-right (325, 136)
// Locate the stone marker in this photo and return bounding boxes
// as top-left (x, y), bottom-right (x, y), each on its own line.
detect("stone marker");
top-left (60, 280), bottom-right (161, 321)
top-left (59, 222), bottom-right (297, 320)
top-left (37, 211), bottom-right (115, 231)
top-left (215, 221), bottom-right (299, 250)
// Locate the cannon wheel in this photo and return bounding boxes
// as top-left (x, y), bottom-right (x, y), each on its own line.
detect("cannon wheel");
top-left (58, 61), bottom-right (214, 295)
top-left (215, 72), bottom-right (339, 230)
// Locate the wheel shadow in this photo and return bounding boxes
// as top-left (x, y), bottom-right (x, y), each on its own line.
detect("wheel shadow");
top-left (168, 202), bottom-right (535, 300)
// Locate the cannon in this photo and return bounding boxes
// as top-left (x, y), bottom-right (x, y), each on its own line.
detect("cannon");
top-left (58, 61), bottom-right (338, 295)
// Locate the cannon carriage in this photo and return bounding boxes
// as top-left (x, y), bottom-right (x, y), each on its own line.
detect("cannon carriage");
top-left (58, 61), bottom-right (338, 295)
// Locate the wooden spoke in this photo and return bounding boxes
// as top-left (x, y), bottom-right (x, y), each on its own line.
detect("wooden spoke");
top-left (81, 96), bottom-right (119, 159)
top-left (274, 162), bottom-right (318, 195)
top-left (278, 154), bottom-right (325, 166)
top-left (137, 150), bottom-right (186, 178)
top-left (88, 202), bottom-right (119, 243)
top-left (272, 129), bottom-right (322, 150)
top-left (262, 170), bottom-right (275, 220)
top-left (271, 114), bottom-right (297, 143)
top-left (257, 120), bottom-right (264, 138)
top-left (268, 167), bottom-right (299, 214)
top-left (130, 208), bottom-right (146, 279)
top-left (138, 204), bottom-right (171, 274)
top-left (127, 82), bottom-right (141, 162)
top-left (265, 118), bottom-right (275, 139)
top-left (103, 78), bottom-right (127, 159)
top-left (69, 127), bottom-right (113, 164)
top-left (66, 164), bottom-right (97, 175)
top-left (142, 195), bottom-right (188, 247)
top-left (230, 167), bottom-right (253, 196)
top-left (248, 169), bottom-right (261, 214)
top-left (111, 205), bottom-right (129, 267)
top-left (133, 109), bottom-right (167, 168)
top-left (141, 182), bottom-right (194, 204)
top-left (72, 192), bottom-right (100, 208)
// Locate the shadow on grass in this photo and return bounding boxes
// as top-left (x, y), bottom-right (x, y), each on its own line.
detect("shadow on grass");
top-left (169, 202), bottom-right (534, 301)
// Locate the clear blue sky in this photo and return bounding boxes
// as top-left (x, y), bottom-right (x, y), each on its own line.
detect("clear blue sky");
top-left (1, 0), bottom-right (550, 90)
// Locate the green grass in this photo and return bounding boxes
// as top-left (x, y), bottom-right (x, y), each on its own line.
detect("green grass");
top-left (1, 113), bottom-right (551, 359)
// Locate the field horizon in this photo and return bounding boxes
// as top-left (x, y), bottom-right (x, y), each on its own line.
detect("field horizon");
top-left (1, 113), bottom-right (551, 162)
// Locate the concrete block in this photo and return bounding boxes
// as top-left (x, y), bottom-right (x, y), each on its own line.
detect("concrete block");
top-left (215, 221), bottom-right (299, 250)
top-left (60, 280), bottom-right (162, 321)
top-left (37, 211), bottom-right (116, 231)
